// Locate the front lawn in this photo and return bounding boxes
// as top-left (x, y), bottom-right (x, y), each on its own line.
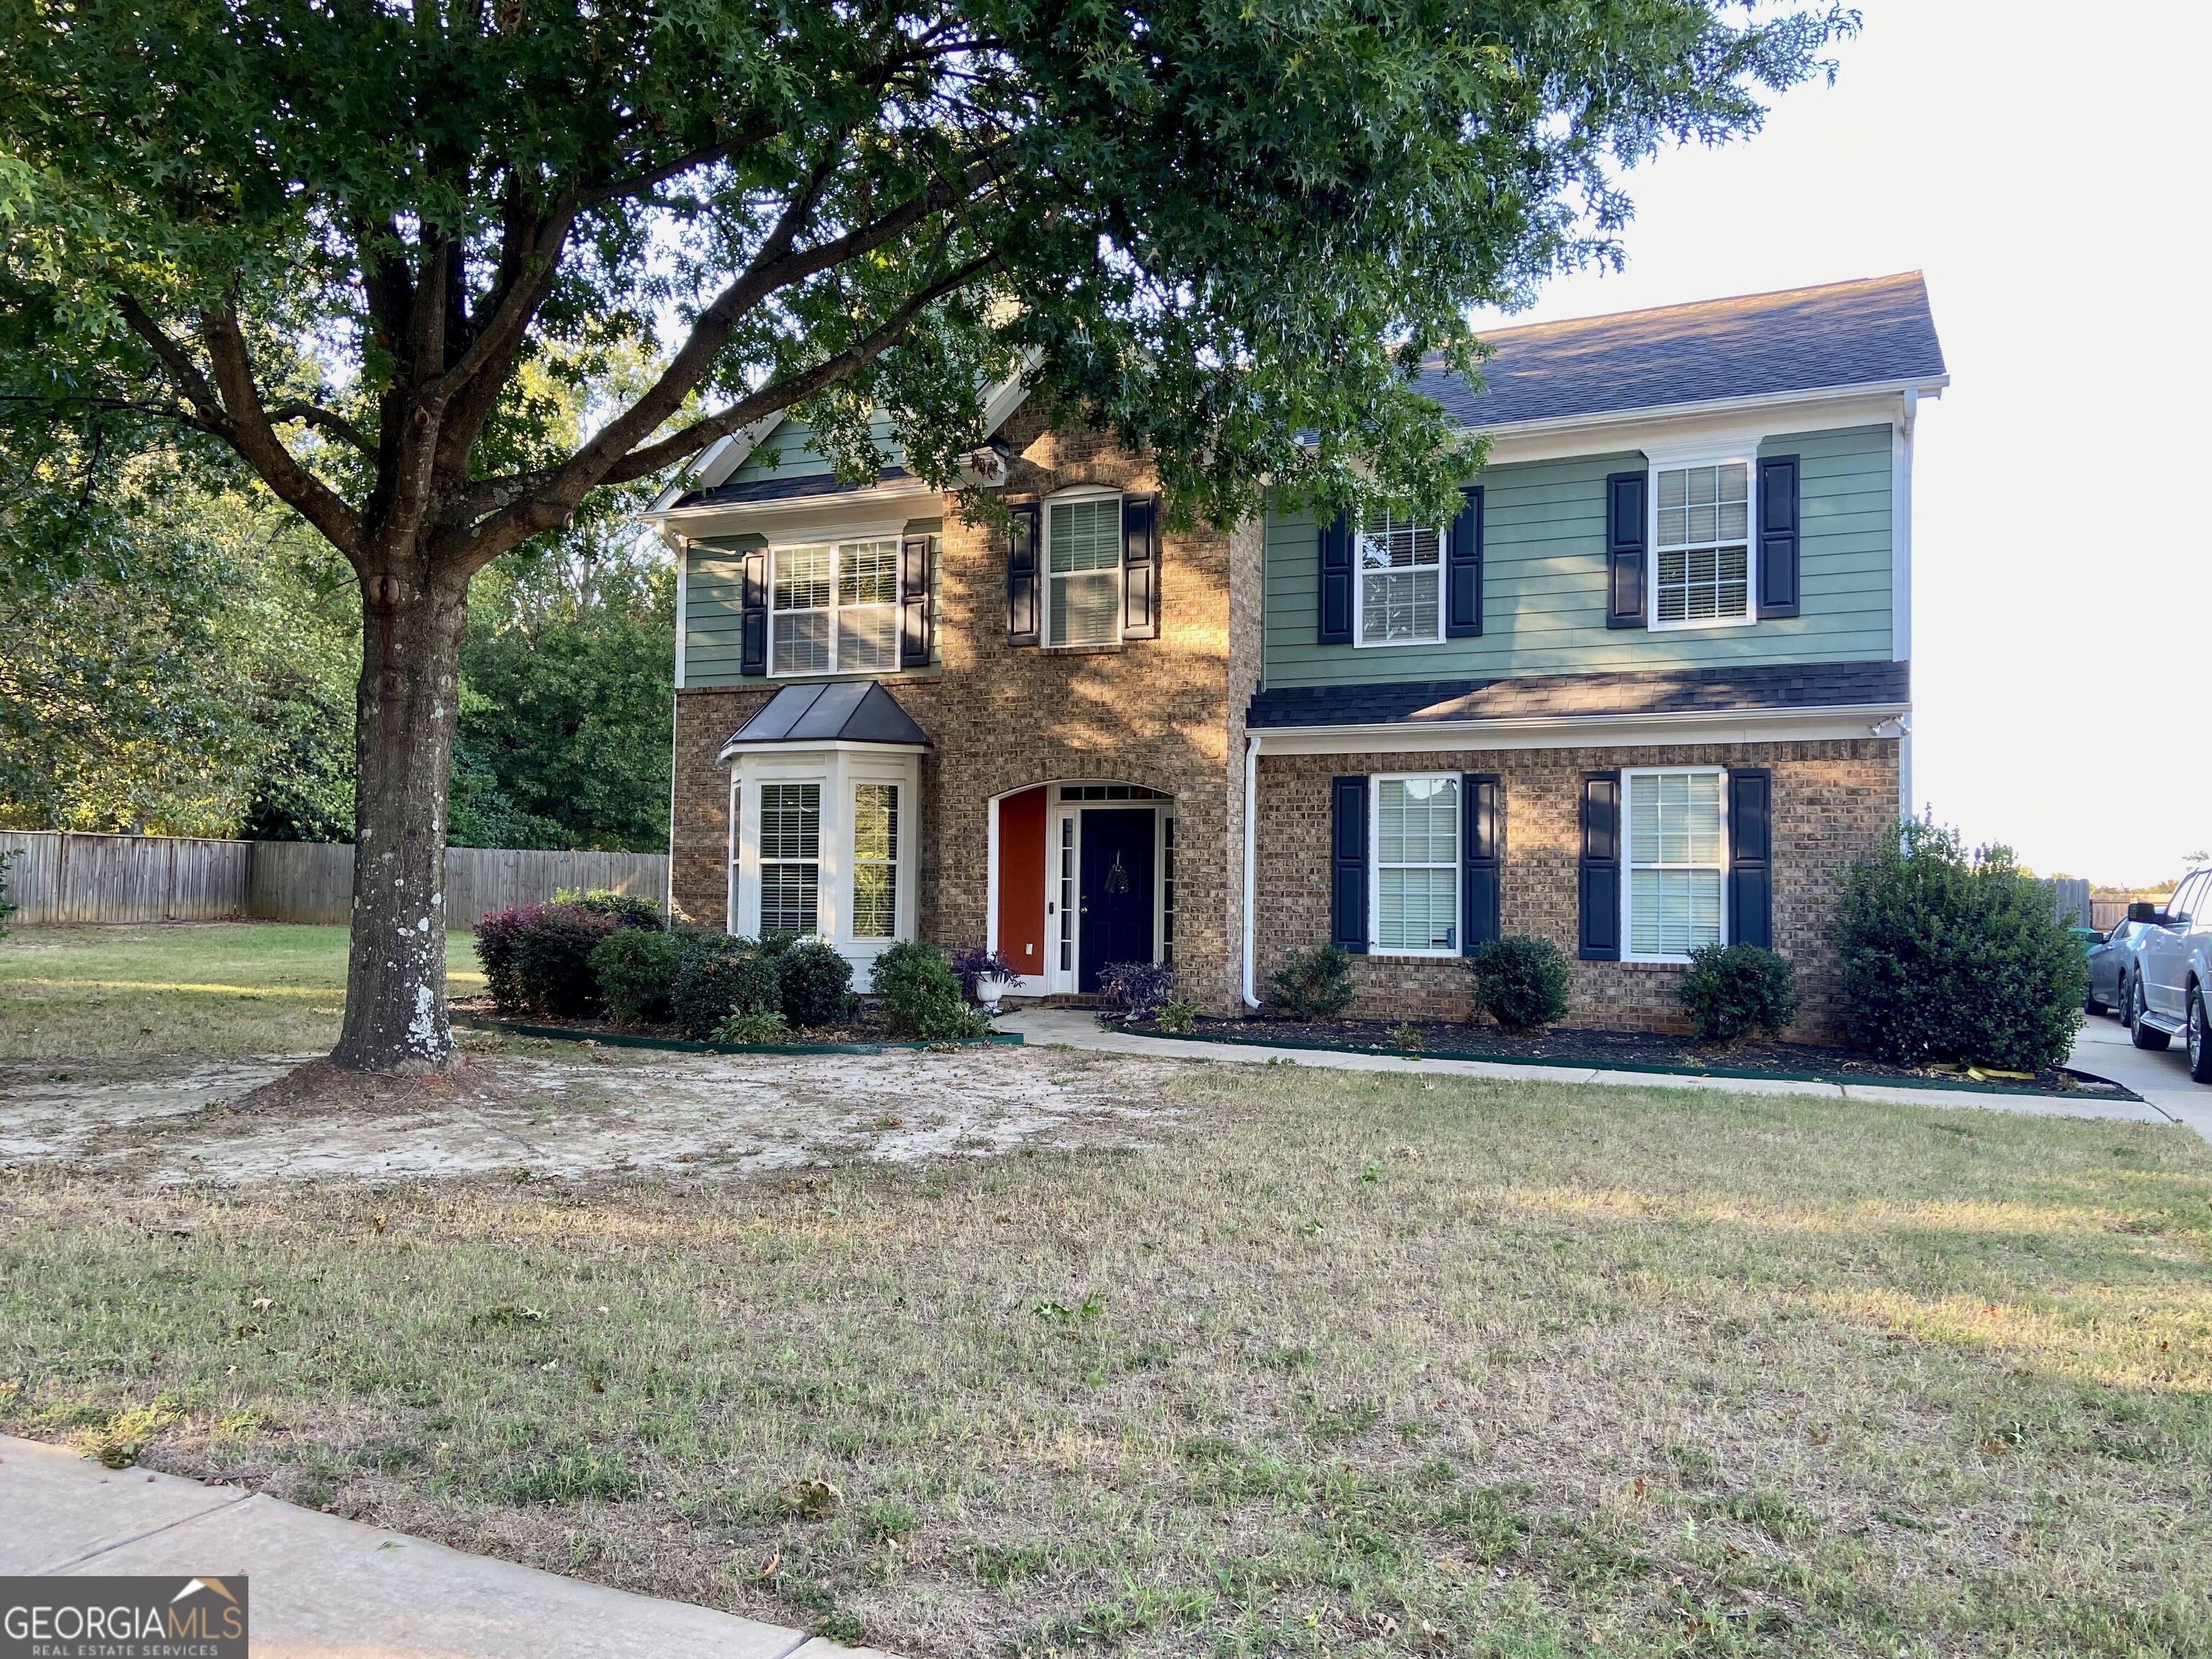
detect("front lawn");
top-left (3, 1064), bottom-right (2206, 1657)
top-left (0, 923), bottom-right (480, 1060)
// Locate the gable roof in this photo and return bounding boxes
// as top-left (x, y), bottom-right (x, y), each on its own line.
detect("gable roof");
top-left (1425, 271), bottom-right (1946, 431)
top-left (719, 681), bottom-right (930, 755)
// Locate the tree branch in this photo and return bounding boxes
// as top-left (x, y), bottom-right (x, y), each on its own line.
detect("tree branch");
top-left (266, 402), bottom-right (376, 454)
top-left (197, 301), bottom-right (367, 557)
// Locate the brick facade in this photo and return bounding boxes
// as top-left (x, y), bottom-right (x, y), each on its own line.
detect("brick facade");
top-left (1251, 739), bottom-right (1899, 1040)
top-left (670, 404), bottom-right (1899, 1037)
top-left (672, 403), bottom-right (1260, 1012)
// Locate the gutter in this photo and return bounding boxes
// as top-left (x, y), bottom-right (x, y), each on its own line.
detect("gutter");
top-left (1452, 375), bottom-right (1949, 447)
top-left (1245, 701), bottom-right (1912, 751)
top-left (1241, 732), bottom-right (1261, 1009)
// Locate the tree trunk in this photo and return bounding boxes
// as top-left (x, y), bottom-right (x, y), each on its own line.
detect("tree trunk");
top-left (330, 561), bottom-right (470, 1073)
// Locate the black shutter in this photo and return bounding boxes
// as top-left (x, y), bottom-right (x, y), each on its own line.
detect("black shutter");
top-left (1728, 768), bottom-right (1773, 948)
top-left (1007, 502), bottom-right (1040, 645)
top-left (1756, 455), bottom-right (1800, 619)
top-left (1460, 773), bottom-right (1502, 953)
top-left (1578, 771), bottom-right (1622, 960)
top-left (1121, 493), bottom-right (1159, 640)
top-left (1447, 485), bottom-right (1485, 638)
top-left (1318, 511), bottom-right (1354, 644)
top-left (1605, 471), bottom-right (1647, 629)
top-left (1331, 774), bottom-right (1368, 954)
top-left (899, 534), bottom-right (932, 668)
top-left (739, 544), bottom-right (769, 676)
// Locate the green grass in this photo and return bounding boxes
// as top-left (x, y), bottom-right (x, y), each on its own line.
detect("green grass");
top-left (3, 1065), bottom-right (2207, 1656)
top-left (0, 922), bottom-right (481, 1060)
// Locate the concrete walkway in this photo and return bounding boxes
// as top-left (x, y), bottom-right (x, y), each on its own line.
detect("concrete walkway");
top-left (4, 1435), bottom-right (892, 1659)
top-left (1001, 1007), bottom-right (2194, 1133)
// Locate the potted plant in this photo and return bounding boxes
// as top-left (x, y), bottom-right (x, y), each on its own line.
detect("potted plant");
top-left (952, 946), bottom-right (1021, 1011)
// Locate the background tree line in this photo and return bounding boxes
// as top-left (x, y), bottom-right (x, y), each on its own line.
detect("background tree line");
top-left (1, 428), bottom-right (673, 854)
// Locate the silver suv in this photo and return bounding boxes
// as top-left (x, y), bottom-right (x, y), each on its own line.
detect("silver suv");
top-left (2127, 866), bottom-right (2212, 1084)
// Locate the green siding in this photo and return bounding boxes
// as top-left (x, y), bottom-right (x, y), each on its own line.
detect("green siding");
top-left (729, 412), bottom-right (905, 483)
top-left (683, 535), bottom-right (766, 685)
top-left (1262, 425), bottom-right (1894, 688)
top-left (683, 519), bottom-right (942, 688)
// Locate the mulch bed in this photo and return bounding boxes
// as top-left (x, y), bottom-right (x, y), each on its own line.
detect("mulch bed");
top-left (1123, 1015), bottom-right (2137, 1099)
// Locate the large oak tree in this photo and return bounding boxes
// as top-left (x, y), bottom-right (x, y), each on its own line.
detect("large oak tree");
top-left (0, 0), bottom-right (1848, 1071)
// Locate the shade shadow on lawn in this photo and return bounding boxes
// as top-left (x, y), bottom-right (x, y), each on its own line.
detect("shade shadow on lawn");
top-left (1, 1066), bottom-right (2207, 1658)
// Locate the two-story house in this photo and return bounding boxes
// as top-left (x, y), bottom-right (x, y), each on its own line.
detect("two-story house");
top-left (648, 272), bottom-right (1946, 1038)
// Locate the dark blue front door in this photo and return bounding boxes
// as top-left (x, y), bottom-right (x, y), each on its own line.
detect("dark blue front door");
top-left (1079, 808), bottom-right (1156, 993)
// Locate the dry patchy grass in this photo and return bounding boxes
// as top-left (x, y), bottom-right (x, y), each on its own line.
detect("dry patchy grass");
top-left (0, 923), bottom-right (480, 1061)
top-left (2, 1066), bottom-right (2208, 1658)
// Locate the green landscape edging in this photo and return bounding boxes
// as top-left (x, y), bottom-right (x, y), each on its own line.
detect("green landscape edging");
top-left (1115, 1022), bottom-right (2126, 1100)
top-left (454, 1012), bottom-right (1022, 1056)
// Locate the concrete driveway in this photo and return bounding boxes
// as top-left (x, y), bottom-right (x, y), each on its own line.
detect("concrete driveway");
top-left (2070, 1010), bottom-right (2212, 1141)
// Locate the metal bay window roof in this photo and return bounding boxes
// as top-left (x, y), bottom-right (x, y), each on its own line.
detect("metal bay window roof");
top-left (719, 681), bottom-right (930, 758)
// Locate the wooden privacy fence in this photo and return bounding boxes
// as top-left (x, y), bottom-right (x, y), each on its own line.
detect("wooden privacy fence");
top-left (1, 831), bottom-right (666, 928)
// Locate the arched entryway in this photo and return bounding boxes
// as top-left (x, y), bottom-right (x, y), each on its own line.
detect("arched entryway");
top-left (991, 781), bottom-right (1175, 994)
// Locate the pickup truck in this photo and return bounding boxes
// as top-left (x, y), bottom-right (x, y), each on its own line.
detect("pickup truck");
top-left (2126, 869), bottom-right (2212, 1083)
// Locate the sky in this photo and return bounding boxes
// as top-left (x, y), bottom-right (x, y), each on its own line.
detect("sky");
top-left (1473, 0), bottom-right (2212, 886)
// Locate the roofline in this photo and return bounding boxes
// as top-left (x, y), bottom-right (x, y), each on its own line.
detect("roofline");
top-left (643, 475), bottom-right (940, 530)
top-left (1465, 271), bottom-right (1930, 344)
top-left (717, 736), bottom-right (931, 763)
top-left (1449, 375), bottom-right (1948, 448)
top-left (1248, 701), bottom-right (1911, 755)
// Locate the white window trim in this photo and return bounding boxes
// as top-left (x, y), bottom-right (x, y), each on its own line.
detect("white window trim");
top-left (765, 529), bottom-right (908, 678)
top-left (727, 747), bottom-right (920, 989)
top-left (1368, 772), bottom-right (1461, 958)
top-left (847, 778), bottom-right (903, 943)
top-left (1647, 454), bottom-right (1759, 634)
top-left (1042, 486), bottom-right (1124, 649)
top-left (755, 777), bottom-right (826, 939)
top-left (1621, 765), bottom-right (1730, 965)
top-left (1351, 511), bottom-right (1445, 649)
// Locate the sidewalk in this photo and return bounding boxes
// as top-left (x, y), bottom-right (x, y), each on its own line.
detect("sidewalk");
top-left (1000, 1008), bottom-right (2196, 1135)
top-left (4, 1435), bottom-right (891, 1659)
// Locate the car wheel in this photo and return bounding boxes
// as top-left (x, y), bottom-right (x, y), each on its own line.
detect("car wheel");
top-left (2085, 979), bottom-right (2107, 1017)
top-left (2130, 978), bottom-right (2172, 1051)
top-left (2190, 987), bottom-right (2212, 1085)
top-left (2112, 971), bottom-right (2128, 1020)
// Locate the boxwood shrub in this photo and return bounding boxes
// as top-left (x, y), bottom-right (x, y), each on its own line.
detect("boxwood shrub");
top-left (670, 937), bottom-right (781, 1040)
top-left (589, 927), bottom-right (684, 1026)
top-left (777, 939), bottom-right (854, 1029)
top-left (1678, 943), bottom-right (1800, 1043)
top-left (1265, 944), bottom-right (1354, 1020)
top-left (872, 940), bottom-right (990, 1040)
top-left (1830, 821), bottom-right (2087, 1071)
top-left (1468, 935), bottom-right (1570, 1033)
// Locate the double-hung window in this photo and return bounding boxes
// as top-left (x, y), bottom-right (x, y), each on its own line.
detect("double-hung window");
top-left (1373, 775), bottom-right (1459, 953)
top-left (1047, 494), bottom-right (1122, 647)
top-left (850, 783), bottom-right (899, 939)
top-left (1653, 461), bottom-right (1753, 627)
top-left (1357, 511), bottom-right (1442, 645)
top-left (758, 782), bottom-right (822, 936)
top-left (1624, 769), bottom-right (1725, 961)
top-left (771, 539), bottom-right (901, 675)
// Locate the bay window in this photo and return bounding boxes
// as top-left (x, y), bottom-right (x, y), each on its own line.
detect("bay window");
top-left (757, 782), bottom-right (822, 936)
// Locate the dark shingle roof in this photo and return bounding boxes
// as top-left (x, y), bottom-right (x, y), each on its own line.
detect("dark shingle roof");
top-left (678, 466), bottom-right (912, 510)
top-left (1428, 272), bottom-right (1946, 429)
top-left (1246, 661), bottom-right (1910, 731)
top-left (721, 681), bottom-right (930, 750)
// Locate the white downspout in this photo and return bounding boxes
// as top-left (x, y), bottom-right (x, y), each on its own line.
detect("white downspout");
top-left (1241, 732), bottom-right (1261, 1008)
